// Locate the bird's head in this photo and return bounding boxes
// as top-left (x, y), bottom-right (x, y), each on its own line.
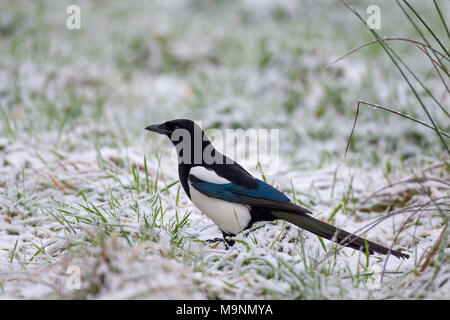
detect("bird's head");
top-left (145, 119), bottom-right (216, 165)
top-left (145, 119), bottom-right (201, 140)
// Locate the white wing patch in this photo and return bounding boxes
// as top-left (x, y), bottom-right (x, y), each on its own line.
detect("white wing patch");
top-left (188, 166), bottom-right (251, 235)
top-left (189, 166), bottom-right (230, 184)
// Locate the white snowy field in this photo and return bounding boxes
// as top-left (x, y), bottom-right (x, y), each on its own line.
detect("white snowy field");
top-left (0, 0), bottom-right (448, 299)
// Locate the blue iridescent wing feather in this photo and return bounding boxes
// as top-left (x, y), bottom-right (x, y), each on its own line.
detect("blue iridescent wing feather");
top-left (188, 175), bottom-right (291, 205)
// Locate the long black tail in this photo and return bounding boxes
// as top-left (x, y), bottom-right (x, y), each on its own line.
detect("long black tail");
top-left (271, 211), bottom-right (409, 259)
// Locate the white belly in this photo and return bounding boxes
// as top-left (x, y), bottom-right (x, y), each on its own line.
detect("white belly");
top-left (188, 183), bottom-right (251, 235)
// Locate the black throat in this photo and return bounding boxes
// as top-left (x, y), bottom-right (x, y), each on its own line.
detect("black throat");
top-left (172, 129), bottom-right (217, 199)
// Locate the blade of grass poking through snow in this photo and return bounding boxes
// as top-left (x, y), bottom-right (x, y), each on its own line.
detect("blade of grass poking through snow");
top-left (9, 240), bottom-right (18, 263)
top-left (330, 165), bottom-right (339, 199)
top-left (270, 222), bottom-right (287, 248)
top-left (328, 203), bottom-right (342, 222)
top-left (0, 105), bottom-right (16, 139)
top-left (364, 240), bottom-right (370, 269)
top-left (256, 161), bottom-right (267, 182)
top-left (345, 100), bottom-right (450, 156)
top-left (77, 201), bottom-right (108, 223)
top-left (159, 180), bottom-right (179, 194)
top-left (154, 165), bottom-right (159, 193)
top-left (290, 179), bottom-right (297, 202)
top-left (339, 0), bottom-right (450, 154)
top-left (29, 243), bottom-right (47, 262)
top-left (317, 236), bottom-right (327, 253)
top-left (131, 164), bottom-right (140, 193)
top-left (53, 208), bottom-right (77, 233)
top-left (144, 154), bottom-right (150, 194)
top-left (232, 238), bottom-right (251, 251)
top-left (290, 180), bottom-right (314, 211)
top-left (175, 184), bottom-right (181, 207)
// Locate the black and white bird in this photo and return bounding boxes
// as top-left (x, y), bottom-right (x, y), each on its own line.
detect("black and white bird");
top-left (145, 119), bottom-right (408, 259)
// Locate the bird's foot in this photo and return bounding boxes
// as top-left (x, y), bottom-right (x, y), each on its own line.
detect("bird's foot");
top-left (205, 237), bottom-right (224, 244)
top-left (205, 236), bottom-right (235, 250)
top-left (223, 236), bottom-right (235, 249)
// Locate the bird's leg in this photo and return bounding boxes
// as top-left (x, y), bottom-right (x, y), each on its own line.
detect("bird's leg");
top-left (222, 232), bottom-right (235, 249)
top-left (205, 237), bottom-right (224, 244)
top-left (204, 233), bottom-right (235, 249)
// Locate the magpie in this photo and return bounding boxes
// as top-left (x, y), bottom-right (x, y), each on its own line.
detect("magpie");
top-left (145, 119), bottom-right (409, 259)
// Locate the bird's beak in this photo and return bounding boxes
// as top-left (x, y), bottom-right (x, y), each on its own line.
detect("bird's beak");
top-left (145, 123), bottom-right (170, 135)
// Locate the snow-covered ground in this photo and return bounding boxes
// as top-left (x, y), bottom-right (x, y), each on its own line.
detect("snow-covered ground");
top-left (0, 0), bottom-right (448, 299)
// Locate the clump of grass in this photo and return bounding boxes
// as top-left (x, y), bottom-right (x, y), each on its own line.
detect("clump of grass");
top-left (338, 0), bottom-right (449, 154)
top-left (328, 1), bottom-right (450, 297)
